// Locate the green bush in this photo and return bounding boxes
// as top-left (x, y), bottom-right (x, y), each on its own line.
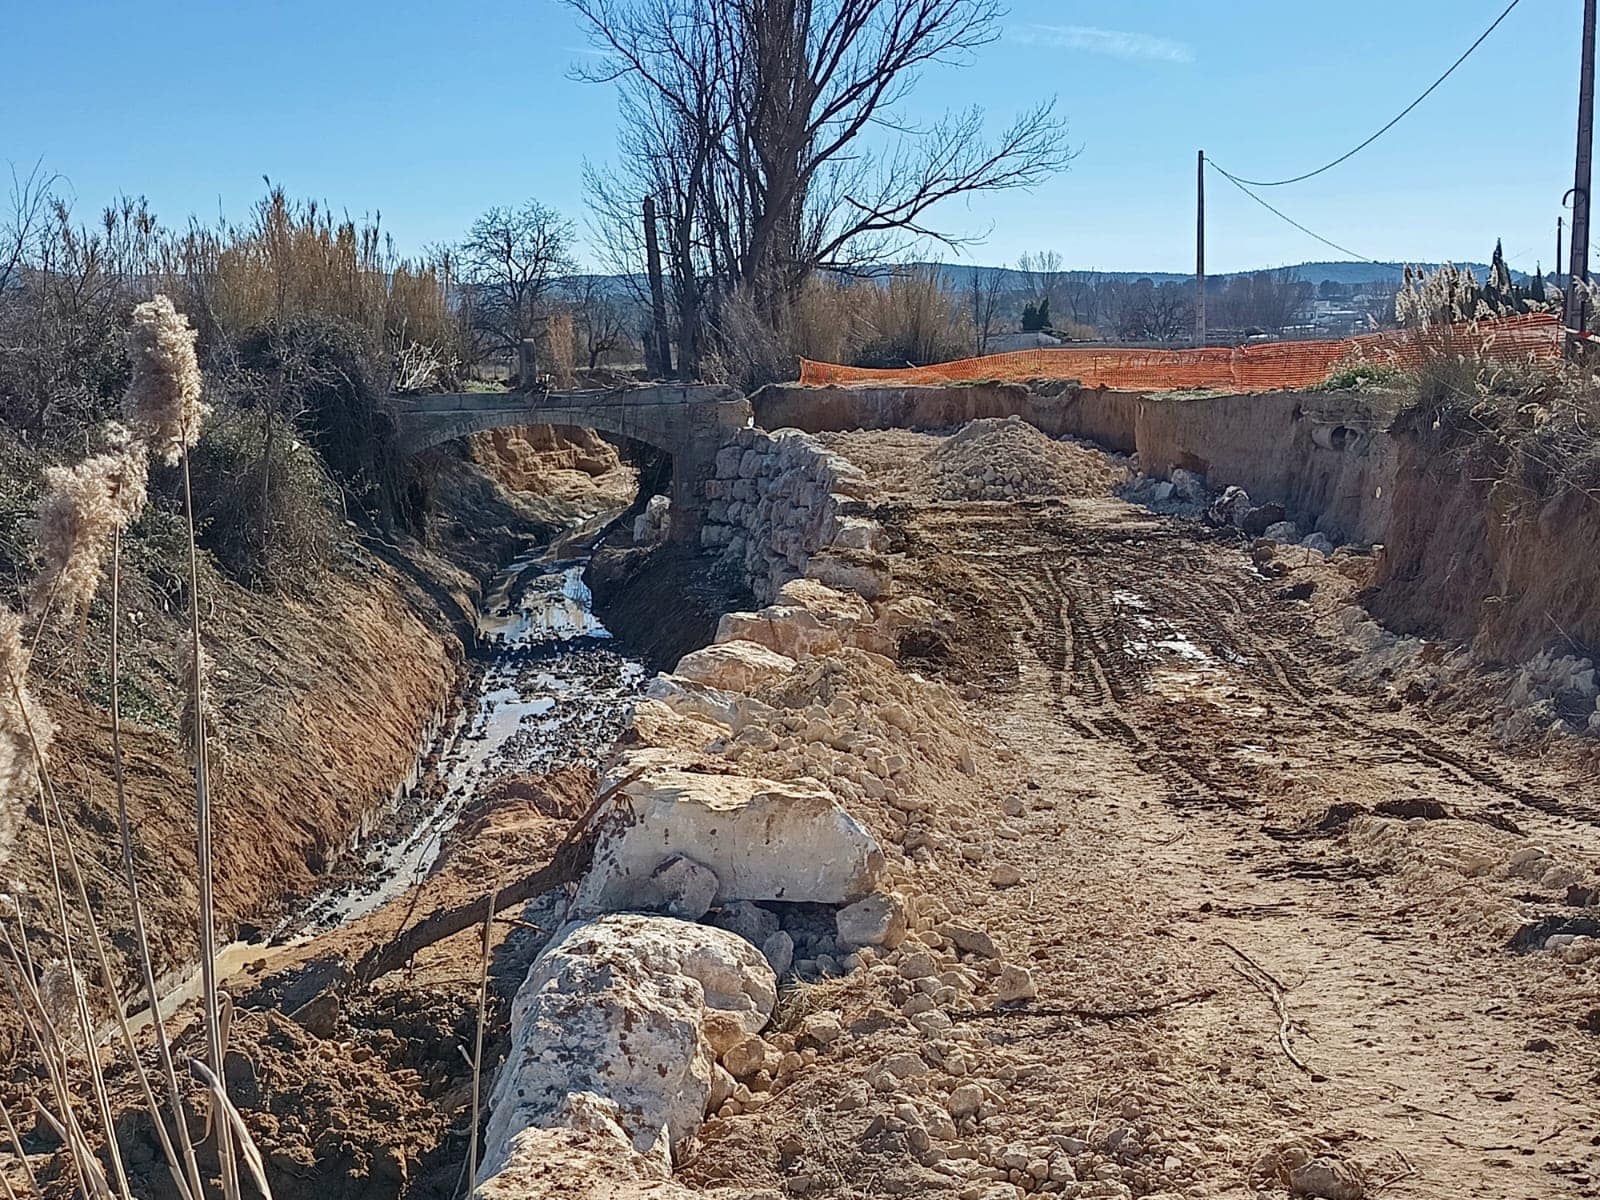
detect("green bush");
top-left (1315, 361), bottom-right (1407, 392)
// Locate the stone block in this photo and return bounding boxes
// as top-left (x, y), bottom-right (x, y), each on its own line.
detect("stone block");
top-left (575, 770), bottom-right (886, 914)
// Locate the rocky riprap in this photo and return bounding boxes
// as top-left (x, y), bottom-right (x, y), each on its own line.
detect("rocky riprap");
top-left (698, 427), bottom-right (890, 604)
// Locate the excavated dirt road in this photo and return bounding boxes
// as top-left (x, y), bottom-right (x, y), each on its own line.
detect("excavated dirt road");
top-left (685, 429), bottom-right (1600, 1200)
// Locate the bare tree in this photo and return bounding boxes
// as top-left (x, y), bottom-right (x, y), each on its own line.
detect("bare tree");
top-left (1213, 269), bottom-right (1311, 336)
top-left (0, 162), bottom-right (58, 295)
top-left (568, 0), bottom-right (1071, 378)
top-left (561, 274), bottom-right (637, 369)
top-left (1113, 281), bottom-right (1192, 344)
top-left (1060, 271), bottom-right (1102, 330)
top-left (968, 266), bottom-right (1006, 353)
top-left (458, 201), bottom-right (577, 357)
top-left (1017, 250), bottom-right (1066, 318)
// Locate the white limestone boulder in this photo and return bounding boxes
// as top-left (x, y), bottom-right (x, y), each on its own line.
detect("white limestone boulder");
top-left (804, 550), bottom-right (892, 601)
top-left (714, 605), bottom-right (844, 661)
top-left (476, 913), bottom-right (776, 1188)
top-left (643, 675), bottom-right (743, 730)
top-left (775, 578), bottom-right (873, 625)
top-left (674, 640), bottom-right (797, 693)
top-left (631, 494), bottom-right (671, 545)
top-left (576, 769), bottom-right (886, 915)
top-left (828, 516), bottom-right (888, 554)
top-left (715, 577), bottom-right (899, 660)
top-left (478, 1093), bottom-right (688, 1200)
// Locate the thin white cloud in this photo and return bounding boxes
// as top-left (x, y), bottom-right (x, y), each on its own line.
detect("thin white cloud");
top-left (1010, 24), bottom-right (1195, 64)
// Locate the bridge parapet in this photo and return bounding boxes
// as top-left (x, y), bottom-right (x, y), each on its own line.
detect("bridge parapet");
top-left (389, 383), bottom-right (751, 541)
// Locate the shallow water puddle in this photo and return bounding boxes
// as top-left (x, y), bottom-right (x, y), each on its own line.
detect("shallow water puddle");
top-left (294, 551), bottom-right (646, 933)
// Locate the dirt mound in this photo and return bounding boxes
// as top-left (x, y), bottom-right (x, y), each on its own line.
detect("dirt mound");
top-left (476, 765), bottom-right (597, 823)
top-left (922, 416), bottom-right (1127, 501)
top-left (468, 426), bottom-right (636, 510)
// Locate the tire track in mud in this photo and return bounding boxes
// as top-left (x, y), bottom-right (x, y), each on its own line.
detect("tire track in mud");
top-left (898, 499), bottom-right (1596, 825)
top-left (912, 506), bottom-right (1255, 812)
top-left (1139, 550), bottom-right (1587, 827)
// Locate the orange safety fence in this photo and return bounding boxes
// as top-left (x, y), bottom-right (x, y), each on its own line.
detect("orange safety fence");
top-left (798, 313), bottom-right (1564, 393)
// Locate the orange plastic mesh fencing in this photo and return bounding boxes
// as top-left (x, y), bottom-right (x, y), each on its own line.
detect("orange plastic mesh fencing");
top-left (797, 313), bottom-right (1563, 392)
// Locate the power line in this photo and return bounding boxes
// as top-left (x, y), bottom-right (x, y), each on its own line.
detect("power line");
top-left (1207, 160), bottom-right (1385, 263)
top-left (1226, 0), bottom-right (1525, 187)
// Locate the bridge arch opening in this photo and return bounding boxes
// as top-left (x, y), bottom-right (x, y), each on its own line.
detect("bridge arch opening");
top-left (387, 385), bottom-right (752, 541)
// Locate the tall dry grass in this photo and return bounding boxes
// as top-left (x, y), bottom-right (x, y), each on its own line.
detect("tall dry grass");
top-left (848, 267), bottom-right (972, 368)
top-left (177, 188), bottom-right (463, 384)
top-left (706, 268), bottom-right (973, 390)
top-left (544, 311), bottom-right (578, 388)
top-left (0, 296), bottom-right (270, 1200)
top-left (1, 185), bottom-right (462, 438)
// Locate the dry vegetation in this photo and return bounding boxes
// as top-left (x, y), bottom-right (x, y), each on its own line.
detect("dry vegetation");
top-left (0, 172), bottom-right (625, 1200)
top-left (0, 293), bottom-right (239, 1200)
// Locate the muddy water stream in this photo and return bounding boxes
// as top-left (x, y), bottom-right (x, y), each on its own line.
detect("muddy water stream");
top-left (133, 536), bottom-right (646, 1031)
top-left (289, 548), bottom-right (646, 934)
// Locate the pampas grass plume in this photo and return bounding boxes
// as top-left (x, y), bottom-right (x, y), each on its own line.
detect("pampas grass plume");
top-left (125, 295), bottom-right (209, 466)
top-left (29, 424), bottom-right (149, 626)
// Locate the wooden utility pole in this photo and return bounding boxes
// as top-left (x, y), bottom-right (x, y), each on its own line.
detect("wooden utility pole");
top-left (642, 197), bottom-right (674, 378)
top-left (1195, 150), bottom-right (1207, 347)
top-left (1565, 0), bottom-right (1596, 356)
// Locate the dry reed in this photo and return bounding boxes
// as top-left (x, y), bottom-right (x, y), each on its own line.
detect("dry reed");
top-left (464, 888), bottom-right (498, 1193)
top-left (28, 426), bottom-right (148, 628)
top-left (125, 297), bottom-right (208, 466)
top-left (0, 608), bottom-right (49, 848)
top-left (0, 292), bottom-right (258, 1200)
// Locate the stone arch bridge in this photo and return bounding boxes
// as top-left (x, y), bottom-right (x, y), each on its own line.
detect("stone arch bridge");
top-left (389, 384), bottom-right (750, 540)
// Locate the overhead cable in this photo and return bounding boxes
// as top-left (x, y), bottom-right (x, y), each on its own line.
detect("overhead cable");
top-left (1207, 160), bottom-right (1387, 264)
top-left (1225, 0), bottom-right (1524, 187)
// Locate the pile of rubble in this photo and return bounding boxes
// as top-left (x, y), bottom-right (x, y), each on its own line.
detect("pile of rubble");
top-left (1123, 470), bottom-right (1337, 555)
top-left (472, 466), bottom-right (1041, 1196)
top-left (922, 417), bottom-right (1128, 502)
top-left (1334, 604), bottom-right (1600, 743)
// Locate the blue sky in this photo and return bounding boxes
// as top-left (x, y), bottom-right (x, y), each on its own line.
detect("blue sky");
top-left (4, 0), bottom-right (1583, 276)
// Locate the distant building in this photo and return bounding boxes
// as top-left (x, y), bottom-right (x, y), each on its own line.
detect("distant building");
top-left (1310, 298), bottom-right (1367, 336)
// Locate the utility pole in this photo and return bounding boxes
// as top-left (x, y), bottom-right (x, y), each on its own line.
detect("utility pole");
top-left (642, 197), bottom-right (674, 378)
top-left (1565, 0), bottom-right (1596, 356)
top-left (1195, 149), bottom-right (1207, 347)
top-left (1557, 216), bottom-right (1564, 295)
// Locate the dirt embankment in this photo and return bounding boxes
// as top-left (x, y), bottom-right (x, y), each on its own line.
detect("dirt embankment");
top-left (465, 426), bottom-right (637, 513)
top-left (1368, 419), bottom-right (1600, 663)
top-left (585, 542), bottom-right (750, 673)
top-left (2, 426), bottom-right (631, 1058)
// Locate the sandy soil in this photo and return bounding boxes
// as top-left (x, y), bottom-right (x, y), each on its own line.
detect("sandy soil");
top-left (674, 428), bottom-right (1600, 1199)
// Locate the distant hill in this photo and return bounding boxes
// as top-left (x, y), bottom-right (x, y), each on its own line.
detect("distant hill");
top-left (569, 259), bottom-right (1530, 303)
top-left (915, 260), bottom-right (1513, 290)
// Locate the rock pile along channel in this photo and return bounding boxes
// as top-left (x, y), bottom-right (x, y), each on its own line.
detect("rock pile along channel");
top-left (699, 426), bottom-right (892, 603)
top-left (475, 426), bottom-right (1031, 1197)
